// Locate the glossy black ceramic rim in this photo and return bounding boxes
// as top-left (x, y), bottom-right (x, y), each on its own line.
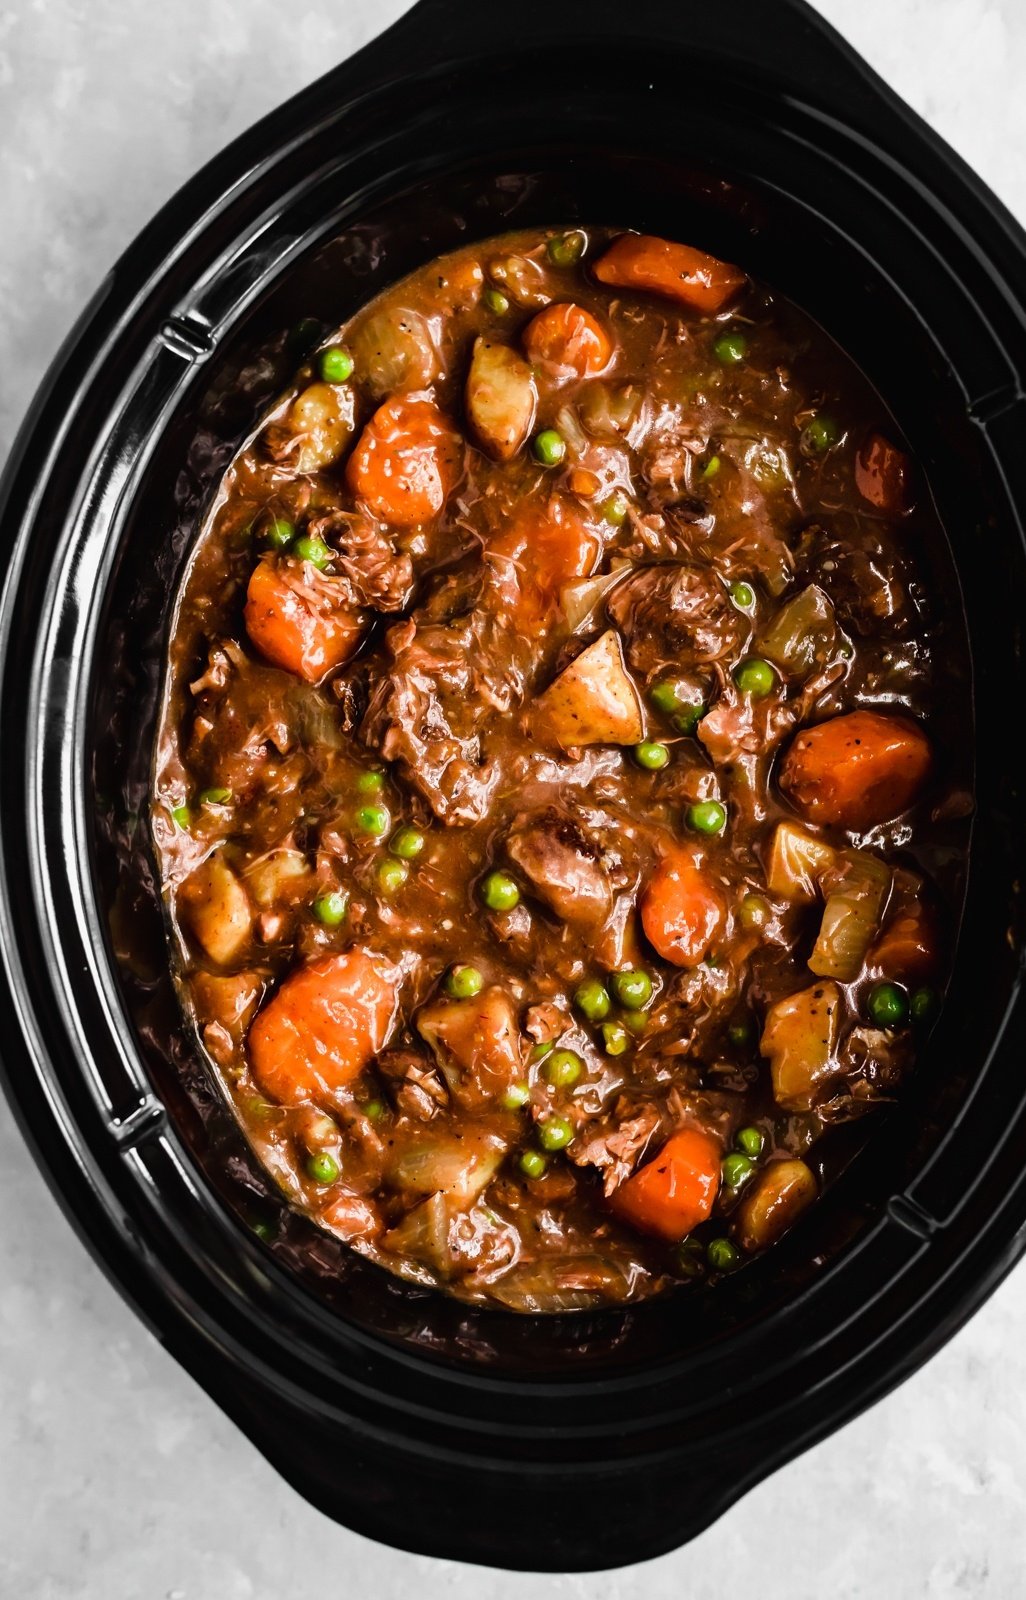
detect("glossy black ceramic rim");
top-left (0, 0), bottom-right (1024, 1570)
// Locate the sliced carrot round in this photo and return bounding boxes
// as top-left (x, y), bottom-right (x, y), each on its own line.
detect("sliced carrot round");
top-left (593, 234), bottom-right (745, 314)
top-left (640, 847), bottom-right (724, 967)
top-left (248, 949), bottom-right (397, 1104)
top-left (779, 710), bottom-right (931, 831)
top-left (523, 302), bottom-right (612, 379)
top-left (611, 1126), bottom-right (722, 1241)
top-left (346, 396), bottom-right (463, 525)
top-left (244, 559), bottom-right (364, 682)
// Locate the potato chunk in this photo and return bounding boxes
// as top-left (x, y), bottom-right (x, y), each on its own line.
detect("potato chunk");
top-left (761, 981), bottom-right (841, 1110)
top-left (465, 337), bottom-right (537, 461)
top-left (735, 1159), bottom-right (817, 1251)
top-left (180, 853), bottom-right (253, 966)
top-left (276, 382), bottom-right (356, 473)
top-left (416, 986), bottom-right (524, 1108)
top-left (536, 629), bottom-right (643, 748)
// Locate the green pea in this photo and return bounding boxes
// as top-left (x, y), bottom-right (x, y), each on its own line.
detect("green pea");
top-left (706, 1237), bottom-right (740, 1271)
top-left (721, 1152), bottom-right (755, 1189)
top-left (701, 454), bottom-right (721, 479)
top-left (801, 414), bottom-right (839, 454)
top-left (376, 858), bottom-right (409, 895)
top-left (910, 986), bottom-right (939, 1025)
top-left (538, 1114), bottom-right (574, 1151)
top-left (729, 581), bottom-right (755, 610)
top-left (649, 679), bottom-right (704, 735)
top-left (355, 803), bottom-right (390, 837)
top-left (633, 740), bottom-right (670, 771)
top-left (602, 490), bottom-right (629, 526)
top-left (502, 1082), bottom-right (530, 1111)
top-left (687, 800), bottom-right (727, 835)
top-left (544, 1049), bottom-right (583, 1088)
top-left (292, 534), bottom-right (332, 570)
top-left (735, 1125), bottom-right (764, 1158)
top-left (390, 826), bottom-right (425, 860)
top-left (610, 969), bottom-right (652, 1010)
top-left (530, 1041), bottom-right (554, 1062)
top-left (727, 1016), bottom-right (753, 1048)
top-left (867, 981), bottom-right (909, 1029)
top-left (739, 892), bottom-right (771, 931)
top-left (355, 770), bottom-right (385, 796)
top-left (264, 516), bottom-right (295, 549)
top-left (198, 786), bottom-right (232, 806)
top-left (533, 429), bottom-right (567, 467)
top-left (480, 870), bottom-right (520, 912)
top-left (713, 330), bottom-right (747, 364)
top-left (622, 1008), bottom-right (648, 1036)
top-left (363, 1098), bottom-right (387, 1122)
top-left (519, 1148), bottom-right (549, 1178)
top-left (601, 1021), bottom-right (631, 1057)
top-left (733, 657), bottom-right (776, 697)
top-left (313, 890), bottom-right (349, 927)
top-left (484, 287), bottom-right (510, 315)
top-left (306, 1150), bottom-right (340, 1185)
top-left (251, 1218), bottom-right (277, 1242)
top-left (318, 346), bottom-right (354, 384)
top-left (170, 804), bottom-right (191, 830)
top-left (547, 231), bottom-right (586, 267)
top-left (673, 703), bottom-right (705, 736)
top-left (574, 980), bottom-right (611, 1022)
top-left (444, 963), bottom-right (484, 999)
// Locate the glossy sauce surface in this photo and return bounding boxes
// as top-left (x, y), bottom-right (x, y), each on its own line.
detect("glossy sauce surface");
top-left (152, 227), bottom-right (970, 1310)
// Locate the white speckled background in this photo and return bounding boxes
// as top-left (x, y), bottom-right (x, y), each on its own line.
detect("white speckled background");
top-left (2, 2), bottom-right (1025, 1594)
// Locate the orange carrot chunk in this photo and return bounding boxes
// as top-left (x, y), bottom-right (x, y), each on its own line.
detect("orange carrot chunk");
top-left (523, 302), bottom-right (613, 378)
top-left (779, 710), bottom-right (931, 832)
top-left (855, 431), bottom-right (911, 515)
top-left (244, 559), bottom-right (364, 683)
top-left (346, 396), bottom-right (463, 525)
top-left (248, 949), bottom-right (396, 1104)
top-left (487, 493), bottom-right (599, 625)
top-left (593, 233), bottom-right (745, 314)
top-left (640, 847), bottom-right (725, 967)
top-left (611, 1126), bottom-right (722, 1241)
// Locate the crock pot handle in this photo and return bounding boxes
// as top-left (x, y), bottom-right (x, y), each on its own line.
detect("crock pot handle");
top-left (356, 0), bottom-right (892, 130)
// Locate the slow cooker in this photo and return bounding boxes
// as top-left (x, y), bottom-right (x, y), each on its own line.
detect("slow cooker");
top-left (1, 0), bottom-right (1024, 1570)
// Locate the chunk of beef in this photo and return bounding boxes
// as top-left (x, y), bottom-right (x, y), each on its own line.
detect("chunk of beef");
top-left (504, 806), bottom-right (638, 967)
top-left (571, 1101), bottom-right (664, 1195)
top-left (507, 809), bottom-right (613, 928)
top-left (378, 1048), bottom-right (450, 1122)
top-left (362, 602), bottom-right (516, 825)
top-left (307, 509), bottom-right (415, 612)
top-left (606, 563), bottom-right (743, 677)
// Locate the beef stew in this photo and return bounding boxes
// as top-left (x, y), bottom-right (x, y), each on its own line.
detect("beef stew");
top-left (152, 226), bottom-right (969, 1310)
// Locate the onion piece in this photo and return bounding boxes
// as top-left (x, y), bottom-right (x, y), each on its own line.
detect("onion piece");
top-left (809, 850), bottom-right (891, 981)
top-left (759, 584), bottom-right (846, 679)
top-left (559, 561), bottom-right (632, 633)
top-left (486, 1254), bottom-right (633, 1312)
top-left (389, 1128), bottom-right (507, 1207)
top-left (765, 821), bottom-right (837, 901)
